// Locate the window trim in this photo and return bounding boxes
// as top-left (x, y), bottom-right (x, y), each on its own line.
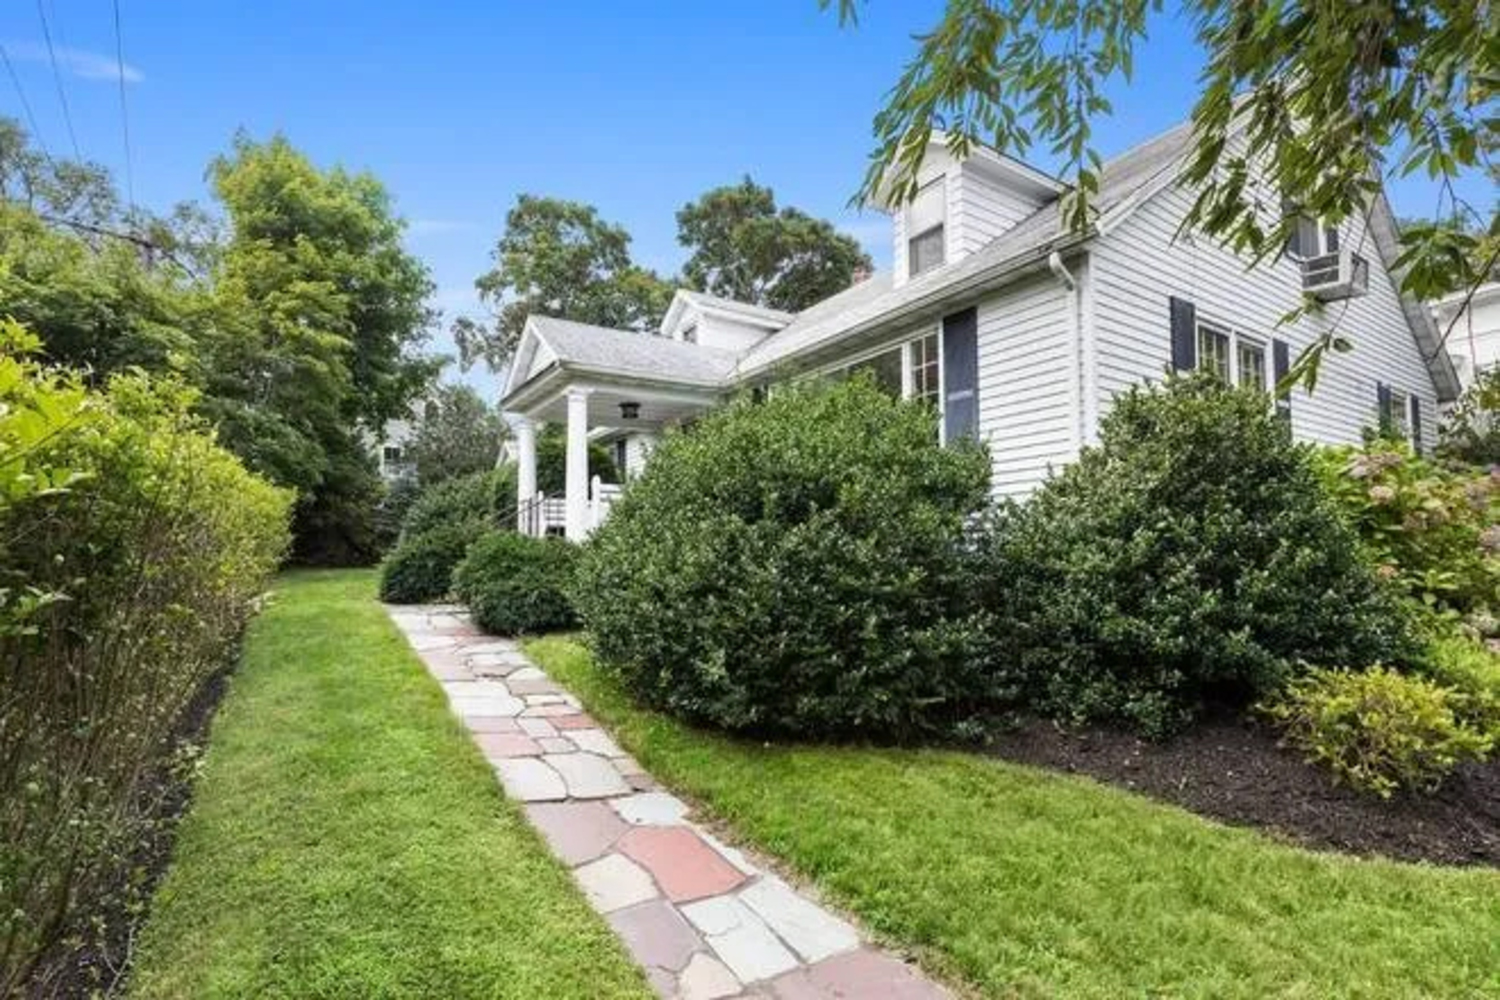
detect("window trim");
top-left (1387, 387), bottom-right (1412, 442)
top-left (1197, 318), bottom-right (1271, 392)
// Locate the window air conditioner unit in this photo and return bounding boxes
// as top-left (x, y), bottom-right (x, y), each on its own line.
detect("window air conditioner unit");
top-left (1302, 247), bottom-right (1369, 301)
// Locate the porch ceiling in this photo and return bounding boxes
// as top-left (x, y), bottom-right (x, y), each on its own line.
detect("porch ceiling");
top-left (516, 382), bottom-right (716, 431)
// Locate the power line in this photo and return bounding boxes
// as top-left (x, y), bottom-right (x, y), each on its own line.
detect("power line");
top-left (0, 41), bottom-right (56, 168)
top-left (34, 0), bottom-right (81, 160)
top-left (111, 0), bottom-right (136, 211)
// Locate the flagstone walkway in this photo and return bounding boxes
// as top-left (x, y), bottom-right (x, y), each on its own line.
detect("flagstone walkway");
top-left (387, 604), bottom-right (951, 1000)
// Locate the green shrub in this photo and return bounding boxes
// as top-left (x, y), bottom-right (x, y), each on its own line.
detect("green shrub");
top-left (573, 378), bottom-right (999, 740)
top-left (373, 475), bottom-right (423, 551)
top-left (0, 322), bottom-right (292, 991)
top-left (987, 374), bottom-right (1415, 737)
top-left (1262, 666), bottom-right (1493, 798)
top-left (1421, 634), bottom-right (1500, 740)
top-left (400, 469), bottom-right (500, 539)
top-left (378, 521), bottom-right (484, 604)
top-left (453, 532), bottom-right (578, 635)
top-left (1316, 441), bottom-right (1498, 626)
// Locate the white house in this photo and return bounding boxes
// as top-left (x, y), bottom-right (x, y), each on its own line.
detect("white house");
top-left (500, 119), bottom-right (1461, 540)
top-left (1434, 282), bottom-right (1500, 390)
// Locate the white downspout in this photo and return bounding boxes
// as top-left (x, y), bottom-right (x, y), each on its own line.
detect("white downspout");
top-left (1048, 252), bottom-right (1085, 459)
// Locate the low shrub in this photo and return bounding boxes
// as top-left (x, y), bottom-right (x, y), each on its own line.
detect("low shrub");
top-left (0, 322), bottom-right (292, 991)
top-left (1421, 634), bottom-right (1500, 740)
top-left (399, 469), bottom-right (500, 539)
top-left (453, 532), bottom-right (578, 635)
top-left (986, 374), bottom-right (1416, 737)
top-left (574, 378), bottom-right (999, 740)
top-left (373, 475), bottom-right (423, 551)
top-left (1262, 666), bottom-right (1493, 798)
top-left (378, 521), bottom-right (485, 604)
top-left (1316, 441), bottom-right (1498, 628)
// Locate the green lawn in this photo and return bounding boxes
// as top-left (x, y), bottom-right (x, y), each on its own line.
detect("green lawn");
top-left (129, 571), bottom-right (650, 1000)
top-left (527, 634), bottom-right (1500, 1000)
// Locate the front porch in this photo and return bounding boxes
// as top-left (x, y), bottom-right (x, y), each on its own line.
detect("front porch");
top-left (505, 383), bottom-right (717, 541)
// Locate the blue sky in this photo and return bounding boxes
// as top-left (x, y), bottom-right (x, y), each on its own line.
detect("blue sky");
top-left (1, 2), bottom-right (1485, 397)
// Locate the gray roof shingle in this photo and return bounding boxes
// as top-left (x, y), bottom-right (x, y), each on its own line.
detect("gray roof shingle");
top-left (530, 316), bottom-right (740, 385)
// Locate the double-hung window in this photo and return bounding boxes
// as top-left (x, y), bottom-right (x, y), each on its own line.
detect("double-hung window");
top-left (909, 332), bottom-right (940, 408)
top-left (1198, 321), bottom-right (1270, 391)
top-left (906, 180), bottom-right (946, 277)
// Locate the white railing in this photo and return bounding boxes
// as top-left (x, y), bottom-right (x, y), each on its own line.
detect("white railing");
top-left (515, 480), bottom-right (622, 538)
top-left (591, 476), bottom-right (623, 531)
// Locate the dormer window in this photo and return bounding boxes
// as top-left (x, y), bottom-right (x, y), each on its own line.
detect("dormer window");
top-left (907, 179), bottom-right (946, 277)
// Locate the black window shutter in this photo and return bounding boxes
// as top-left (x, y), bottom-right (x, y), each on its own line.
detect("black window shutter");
top-left (942, 307), bottom-right (979, 442)
top-left (1169, 296), bottom-right (1196, 372)
top-left (1376, 382), bottom-right (1393, 436)
top-left (1272, 339), bottom-right (1292, 422)
top-left (1411, 396), bottom-right (1422, 451)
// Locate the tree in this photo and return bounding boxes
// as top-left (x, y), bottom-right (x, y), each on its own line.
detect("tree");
top-left (459, 196), bottom-right (672, 369)
top-left (825, 0), bottom-right (1497, 386)
top-left (677, 177), bottom-right (872, 311)
top-left (204, 134), bottom-right (440, 563)
top-left (405, 383), bottom-right (507, 484)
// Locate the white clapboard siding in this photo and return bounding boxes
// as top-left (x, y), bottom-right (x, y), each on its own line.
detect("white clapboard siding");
top-left (1090, 181), bottom-right (1439, 445)
top-left (953, 167), bottom-right (1046, 258)
top-left (974, 275), bottom-right (1077, 498)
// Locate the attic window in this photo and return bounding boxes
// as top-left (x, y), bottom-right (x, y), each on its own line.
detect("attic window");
top-left (907, 179), bottom-right (946, 276)
top-left (1282, 202), bottom-right (1340, 259)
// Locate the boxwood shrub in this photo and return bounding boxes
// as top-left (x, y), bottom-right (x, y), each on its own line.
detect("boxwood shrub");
top-left (378, 521), bottom-right (485, 604)
top-left (984, 373), bottom-right (1416, 737)
top-left (573, 378), bottom-right (1000, 740)
top-left (400, 469), bottom-right (501, 539)
top-left (453, 532), bottom-right (578, 635)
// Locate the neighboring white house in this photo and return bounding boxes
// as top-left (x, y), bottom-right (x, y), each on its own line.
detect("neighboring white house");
top-left (371, 414), bottom-right (417, 483)
top-left (1434, 282), bottom-right (1500, 390)
top-left (500, 119), bottom-right (1461, 541)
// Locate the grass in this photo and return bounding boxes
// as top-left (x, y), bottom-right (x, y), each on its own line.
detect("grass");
top-left (129, 571), bottom-right (650, 1000)
top-left (527, 634), bottom-right (1500, 1000)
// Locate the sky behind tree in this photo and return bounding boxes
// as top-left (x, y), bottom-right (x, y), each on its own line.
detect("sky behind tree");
top-left (2, 1), bottom-right (1487, 397)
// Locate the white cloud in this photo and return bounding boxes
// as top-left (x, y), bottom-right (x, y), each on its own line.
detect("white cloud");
top-left (4, 41), bottom-right (143, 83)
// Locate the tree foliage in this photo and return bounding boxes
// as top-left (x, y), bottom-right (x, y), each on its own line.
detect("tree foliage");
top-left (405, 383), bottom-right (507, 485)
top-left (0, 118), bottom-right (441, 565)
top-left (827, 0), bottom-right (1497, 385)
top-left (677, 176), bottom-right (872, 311)
top-left (459, 196), bottom-right (672, 369)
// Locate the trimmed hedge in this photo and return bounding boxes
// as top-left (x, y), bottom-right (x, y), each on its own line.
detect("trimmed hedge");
top-left (0, 322), bottom-right (292, 991)
top-left (453, 532), bottom-right (578, 635)
top-left (573, 378), bottom-right (999, 740)
top-left (985, 374), bottom-right (1416, 737)
top-left (378, 520), bottom-right (485, 604)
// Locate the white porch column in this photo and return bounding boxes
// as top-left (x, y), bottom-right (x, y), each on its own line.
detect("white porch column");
top-left (513, 416), bottom-right (537, 534)
top-left (564, 389), bottom-right (591, 542)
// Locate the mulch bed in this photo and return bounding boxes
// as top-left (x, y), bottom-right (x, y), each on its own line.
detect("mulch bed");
top-left (22, 658), bottom-right (238, 998)
top-left (984, 715), bottom-right (1500, 868)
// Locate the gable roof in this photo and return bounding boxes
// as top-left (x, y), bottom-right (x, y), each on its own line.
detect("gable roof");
top-left (502, 315), bottom-right (740, 404)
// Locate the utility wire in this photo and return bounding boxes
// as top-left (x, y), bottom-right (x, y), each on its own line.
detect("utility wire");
top-left (0, 41), bottom-right (56, 168)
top-left (111, 0), bottom-right (136, 212)
top-left (34, 0), bottom-right (82, 160)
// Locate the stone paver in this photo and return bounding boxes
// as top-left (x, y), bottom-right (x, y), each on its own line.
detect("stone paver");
top-left (474, 732), bottom-right (541, 758)
top-left (607, 899), bottom-right (703, 972)
top-left (740, 877), bottom-right (859, 963)
top-left (612, 791), bottom-right (690, 826)
top-left (385, 603), bottom-right (950, 1000)
top-left (569, 727), bottom-right (625, 758)
top-left (682, 896), bottom-right (800, 984)
top-left (526, 801), bottom-right (626, 865)
top-left (620, 826), bottom-right (747, 902)
top-left (575, 853), bottom-right (659, 912)
top-left (769, 949), bottom-right (946, 999)
top-left (678, 953), bottom-right (742, 1000)
top-left (492, 757), bottom-right (566, 802)
top-left (547, 752), bottom-right (632, 798)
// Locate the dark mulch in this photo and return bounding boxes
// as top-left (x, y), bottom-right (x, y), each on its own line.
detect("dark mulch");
top-left (984, 715), bottom-right (1500, 868)
top-left (22, 659), bottom-right (237, 999)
